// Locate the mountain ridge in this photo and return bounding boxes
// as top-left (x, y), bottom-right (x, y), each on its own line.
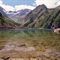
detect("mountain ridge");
top-left (0, 5), bottom-right (60, 30)
top-left (0, 7), bottom-right (20, 29)
top-left (20, 5), bottom-right (60, 29)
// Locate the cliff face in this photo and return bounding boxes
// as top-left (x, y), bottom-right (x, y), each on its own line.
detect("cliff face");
top-left (20, 5), bottom-right (60, 29)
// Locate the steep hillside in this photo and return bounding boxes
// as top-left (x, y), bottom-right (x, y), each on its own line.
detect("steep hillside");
top-left (21, 5), bottom-right (60, 29)
top-left (7, 9), bottom-right (31, 24)
top-left (0, 7), bottom-right (20, 29)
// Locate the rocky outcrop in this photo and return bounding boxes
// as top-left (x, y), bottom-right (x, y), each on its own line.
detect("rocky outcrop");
top-left (54, 28), bottom-right (60, 34)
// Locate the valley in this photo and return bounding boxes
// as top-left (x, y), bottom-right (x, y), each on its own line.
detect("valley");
top-left (0, 4), bottom-right (60, 60)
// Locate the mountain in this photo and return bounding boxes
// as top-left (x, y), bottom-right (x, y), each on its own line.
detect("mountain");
top-left (16, 9), bottom-right (31, 16)
top-left (0, 7), bottom-right (20, 29)
top-left (20, 4), bottom-right (60, 29)
top-left (0, 7), bottom-right (7, 17)
top-left (7, 9), bottom-right (31, 24)
top-left (0, 5), bottom-right (60, 30)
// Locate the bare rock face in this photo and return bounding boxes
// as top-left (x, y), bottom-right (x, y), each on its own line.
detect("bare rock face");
top-left (21, 4), bottom-right (48, 28)
top-left (54, 28), bottom-right (60, 34)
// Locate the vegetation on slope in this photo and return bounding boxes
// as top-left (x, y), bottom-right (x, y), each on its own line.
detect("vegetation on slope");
top-left (21, 5), bottom-right (60, 29)
top-left (0, 12), bottom-right (20, 29)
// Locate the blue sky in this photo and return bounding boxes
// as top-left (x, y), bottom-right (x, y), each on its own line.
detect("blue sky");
top-left (3, 0), bottom-right (35, 7)
top-left (0, 0), bottom-right (60, 11)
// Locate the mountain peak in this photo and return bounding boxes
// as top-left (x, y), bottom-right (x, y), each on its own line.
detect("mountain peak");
top-left (38, 4), bottom-right (47, 8)
top-left (36, 4), bottom-right (47, 9)
top-left (0, 6), bottom-right (3, 11)
top-left (0, 7), bottom-right (7, 17)
top-left (32, 4), bottom-right (48, 14)
top-left (56, 5), bottom-right (60, 9)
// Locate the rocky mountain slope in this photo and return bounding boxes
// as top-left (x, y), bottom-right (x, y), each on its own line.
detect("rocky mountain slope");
top-left (0, 7), bottom-right (8, 17)
top-left (0, 7), bottom-right (20, 29)
top-left (7, 9), bottom-right (31, 24)
top-left (0, 5), bottom-right (60, 30)
top-left (21, 4), bottom-right (60, 29)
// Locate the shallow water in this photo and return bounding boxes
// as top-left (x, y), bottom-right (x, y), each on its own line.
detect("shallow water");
top-left (0, 29), bottom-right (60, 59)
top-left (0, 29), bottom-right (60, 50)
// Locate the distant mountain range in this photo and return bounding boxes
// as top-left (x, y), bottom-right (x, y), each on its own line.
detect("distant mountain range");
top-left (0, 7), bottom-right (7, 17)
top-left (7, 9), bottom-right (31, 24)
top-left (0, 5), bottom-right (60, 29)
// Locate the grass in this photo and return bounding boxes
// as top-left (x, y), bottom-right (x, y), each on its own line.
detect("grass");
top-left (0, 29), bottom-right (60, 51)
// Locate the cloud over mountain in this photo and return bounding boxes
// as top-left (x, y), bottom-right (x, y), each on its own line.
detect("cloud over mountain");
top-left (0, 0), bottom-right (35, 11)
top-left (35, 0), bottom-right (60, 8)
top-left (0, 0), bottom-right (60, 11)
top-left (0, 0), bottom-right (14, 11)
top-left (15, 5), bottom-right (35, 11)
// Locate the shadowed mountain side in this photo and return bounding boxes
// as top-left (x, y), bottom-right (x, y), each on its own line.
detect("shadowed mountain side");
top-left (0, 5), bottom-right (60, 30)
top-left (20, 5), bottom-right (60, 30)
top-left (0, 7), bottom-right (20, 29)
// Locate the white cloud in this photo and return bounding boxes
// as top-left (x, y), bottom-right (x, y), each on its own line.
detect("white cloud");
top-left (0, 0), bottom-right (35, 11)
top-left (0, 0), bottom-right (60, 11)
top-left (0, 0), bottom-right (3, 4)
top-left (0, 0), bottom-right (15, 11)
top-left (57, 0), bottom-right (60, 5)
top-left (35, 0), bottom-right (60, 8)
top-left (0, 5), bottom-right (15, 11)
top-left (15, 5), bottom-right (35, 11)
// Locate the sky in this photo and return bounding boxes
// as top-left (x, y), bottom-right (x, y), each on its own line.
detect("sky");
top-left (0, 0), bottom-right (60, 11)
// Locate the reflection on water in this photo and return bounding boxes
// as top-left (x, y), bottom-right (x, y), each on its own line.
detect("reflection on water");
top-left (0, 28), bottom-right (52, 36)
top-left (0, 28), bottom-right (52, 40)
